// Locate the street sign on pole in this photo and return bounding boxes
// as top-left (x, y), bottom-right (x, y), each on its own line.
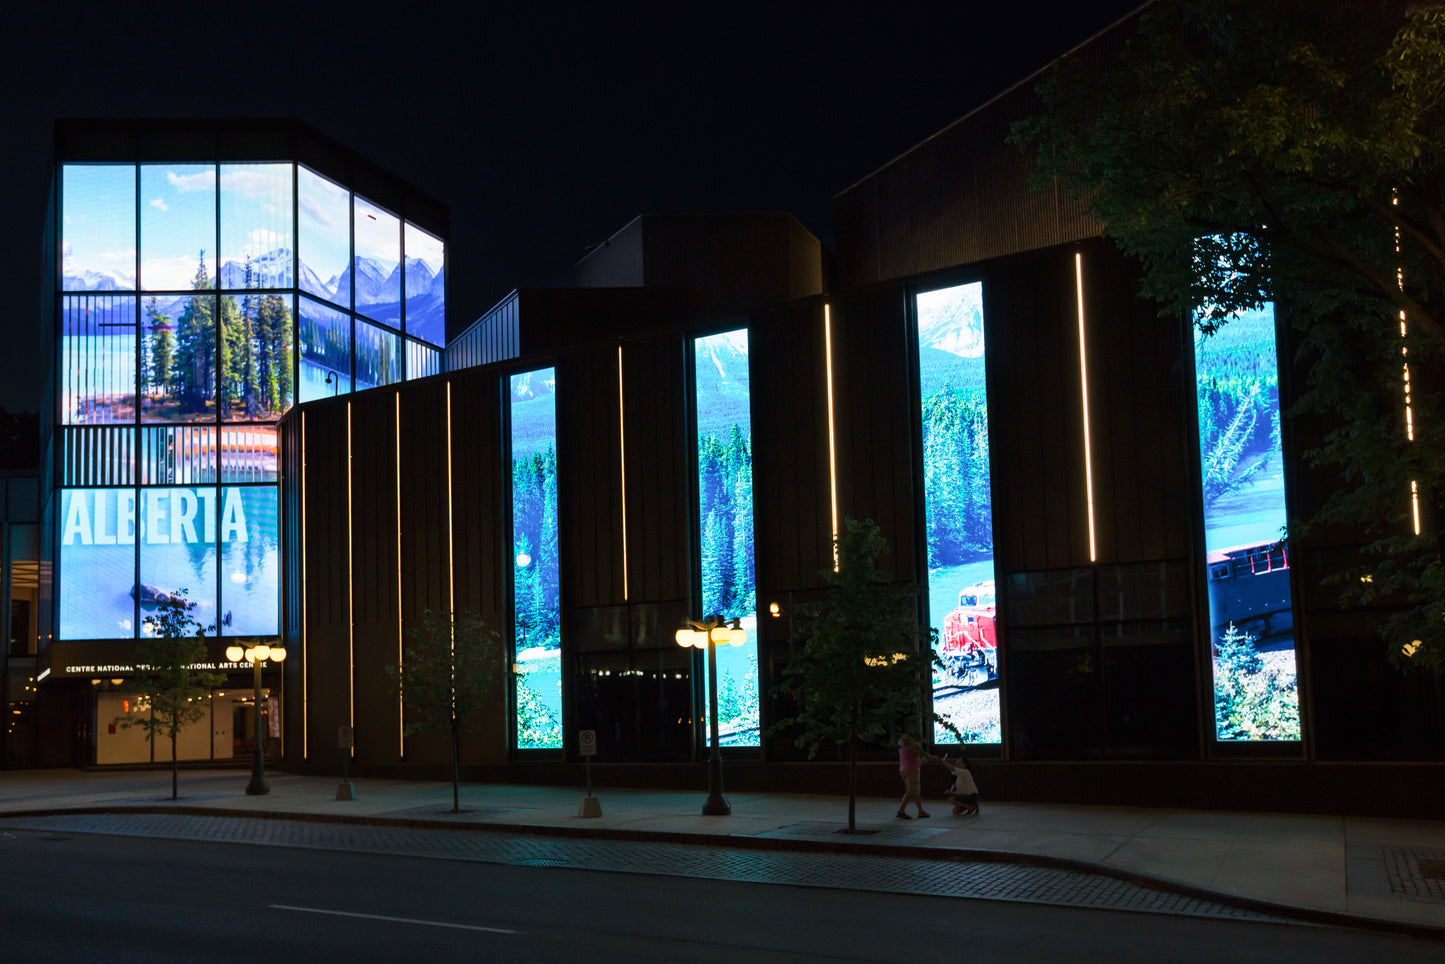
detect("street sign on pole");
top-left (578, 729), bottom-right (601, 817)
top-left (579, 729), bottom-right (597, 757)
top-left (338, 725), bottom-right (354, 748)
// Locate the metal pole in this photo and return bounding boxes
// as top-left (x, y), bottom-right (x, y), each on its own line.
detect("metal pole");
top-left (246, 657), bottom-right (269, 795)
top-left (702, 637), bottom-right (731, 815)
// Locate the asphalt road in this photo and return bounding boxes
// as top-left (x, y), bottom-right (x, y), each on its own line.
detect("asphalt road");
top-left (2, 830), bottom-right (1442, 963)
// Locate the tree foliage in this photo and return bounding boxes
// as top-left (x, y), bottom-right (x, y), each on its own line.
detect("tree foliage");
top-left (385, 609), bottom-right (504, 812)
top-left (771, 518), bottom-right (955, 831)
top-left (114, 591), bottom-right (224, 800)
top-left (1015, 0), bottom-right (1445, 668)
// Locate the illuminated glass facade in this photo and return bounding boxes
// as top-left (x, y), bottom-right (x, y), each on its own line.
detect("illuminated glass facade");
top-left (511, 367), bottom-right (562, 749)
top-left (914, 282), bottom-right (1001, 745)
top-left (57, 159), bottom-right (445, 642)
top-left (692, 329), bottom-right (759, 747)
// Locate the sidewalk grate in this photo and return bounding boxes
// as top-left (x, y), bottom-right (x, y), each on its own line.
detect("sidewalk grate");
top-left (0, 811), bottom-right (1289, 923)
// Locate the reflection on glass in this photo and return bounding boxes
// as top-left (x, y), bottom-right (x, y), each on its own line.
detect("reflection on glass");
top-left (512, 367), bottom-right (561, 749)
top-left (137, 486), bottom-right (220, 634)
top-left (404, 222), bottom-right (445, 345)
top-left (299, 296), bottom-right (351, 402)
top-left (356, 319), bottom-right (402, 391)
top-left (1195, 304), bottom-right (1300, 741)
top-left (140, 292), bottom-right (217, 423)
top-left (297, 166), bottom-right (351, 307)
top-left (59, 488), bottom-right (139, 639)
top-left (693, 329), bottom-right (759, 748)
top-left (219, 486), bottom-right (279, 636)
top-left (62, 295), bottom-right (136, 426)
top-left (915, 282), bottom-right (1000, 745)
top-left (219, 163), bottom-right (293, 290)
top-left (62, 165), bottom-right (136, 292)
top-left (220, 290), bottom-right (294, 421)
top-left (140, 163), bottom-right (215, 291)
top-left (353, 196), bottom-right (400, 324)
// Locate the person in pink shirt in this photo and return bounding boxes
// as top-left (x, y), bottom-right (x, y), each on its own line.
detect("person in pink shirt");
top-left (896, 734), bottom-right (932, 818)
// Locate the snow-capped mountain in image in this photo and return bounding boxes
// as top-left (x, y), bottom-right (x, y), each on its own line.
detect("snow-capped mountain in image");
top-left (218, 248), bottom-right (294, 289)
top-left (61, 267), bottom-right (136, 291)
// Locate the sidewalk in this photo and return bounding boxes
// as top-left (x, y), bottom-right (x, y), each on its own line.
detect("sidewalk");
top-left (2, 767), bottom-right (1443, 932)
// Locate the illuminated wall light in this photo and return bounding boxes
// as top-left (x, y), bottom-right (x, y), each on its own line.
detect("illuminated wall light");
top-left (824, 303), bottom-right (840, 570)
top-left (446, 381), bottom-right (455, 654)
top-left (347, 401), bottom-right (355, 754)
top-left (396, 391), bottom-right (404, 757)
top-left (1075, 252), bottom-right (1098, 562)
top-left (1412, 480), bottom-right (1421, 536)
top-left (618, 346), bottom-right (629, 600)
top-left (301, 411), bottom-right (308, 760)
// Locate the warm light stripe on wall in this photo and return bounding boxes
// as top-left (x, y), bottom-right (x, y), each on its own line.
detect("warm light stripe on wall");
top-left (396, 392), bottom-right (404, 756)
top-left (618, 346), bottom-right (629, 600)
top-left (1075, 252), bottom-right (1098, 562)
top-left (1395, 197), bottom-right (1419, 534)
top-left (347, 401), bottom-right (355, 754)
top-left (301, 411), bottom-right (309, 760)
top-left (446, 381), bottom-right (456, 652)
top-left (824, 303), bottom-right (840, 570)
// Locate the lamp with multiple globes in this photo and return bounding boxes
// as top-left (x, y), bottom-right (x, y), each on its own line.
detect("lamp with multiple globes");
top-left (225, 642), bottom-right (286, 795)
top-left (675, 614), bottom-right (743, 816)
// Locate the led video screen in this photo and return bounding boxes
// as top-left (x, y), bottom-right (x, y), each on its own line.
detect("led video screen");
top-left (62, 295), bottom-right (136, 426)
top-left (512, 367), bottom-right (562, 749)
top-left (140, 163), bottom-right (215, 291)
top-left (693, 329), bottom-right (759, 748)
top-left (297, 166), bottom-right (351, 308)
top-left (62, 165), bottom-right (136, 292)
top-left (1194, 304), bottom-right (1300, 741)
top-left (404, 222), bottom-right (445, 346)
top-left (219, 163), bottom-right (293, 290)
top-left (915, 282), bottom-right (1000, 745)
top-left (354, 196), bottom-right (401, 326)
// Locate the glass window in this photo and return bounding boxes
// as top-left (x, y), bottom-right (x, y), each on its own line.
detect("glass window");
top-left (140, 426), bottom-right (216, 486)
top-left (298, 296), bottom-right (351, 402)
top-left (693, 329), bottom-right (759, 747)
top-left (220, 291), bottom-right (294, 421)
top-left (137, 486), bottom-right (219, 635)
top-left (407, 339), bottom-right (441, 380)
top-left (218, 486), bottom-right (279, 636)
top-left (914, 281), bottom-right (1000, 745)
top-left (58, 488), bottom-right (139, 639)
top-left (356, 319), bottom-right (402, 391)
top-left (219, 425), bottom-right (278, 483)
top-left (404, 222), bottom-right (445, 345)
top-left (297, 166), bottom-right (351, 308)
top-left (140, 163), bottom-right (215, 291)
top-left (62, 164), bottom-right (136, 292)
top-left (353, 196), bottom-right (401, 325)
top-left (1194, 303), bottom-right (1300, 741)
top-left (512, 367), bottom-right (560, 749)
top-left (61, 295), bottom-right (136, 426)
top-left (141, 293), bottom-right (217, 423)
top-left (219, 163), bottom-right (293, 290)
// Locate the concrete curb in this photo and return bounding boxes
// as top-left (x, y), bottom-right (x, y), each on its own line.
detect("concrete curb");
top-left (5, 803), bottom-right (1443, 940)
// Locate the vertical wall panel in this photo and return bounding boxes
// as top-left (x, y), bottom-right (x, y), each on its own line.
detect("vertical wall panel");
top-left (398, 380), bottom-right (452, 621)
top-left (299, 400), bottom-right (351, 760)
top-left (449, 373), bottom-right (506, 627)
top-left (558, 345), bottom-right (624, 609)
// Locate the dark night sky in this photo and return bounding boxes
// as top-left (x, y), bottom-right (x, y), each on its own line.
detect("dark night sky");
top-left (0, 1), bottom-right (1143, 414)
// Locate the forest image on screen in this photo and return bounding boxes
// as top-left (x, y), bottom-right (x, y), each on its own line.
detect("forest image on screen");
top-left (1195, 304), bottom-right (1300, 741)
top-left (916, 283), bottom-right (1000, 745)
top-left (693, 330), bottom-right (759, 747)
top-left (512, 368), bottom-right (562, 749)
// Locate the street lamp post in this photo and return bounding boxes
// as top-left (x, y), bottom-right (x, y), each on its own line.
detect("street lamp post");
top-left (225, 642), bottom-right (287, 795)
top-left (676, 614), bottom-right (745, 816)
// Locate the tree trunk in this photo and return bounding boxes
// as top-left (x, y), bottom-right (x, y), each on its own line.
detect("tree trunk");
top-left (451, 726), bottom-right (460, 814)
top-left (171, 726), bottom-right (179, 801)
top-left (847, 735), bottom-right (857, 834)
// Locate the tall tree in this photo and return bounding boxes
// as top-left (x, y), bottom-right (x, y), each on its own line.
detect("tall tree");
top-left (385, 609), bottom-right (504, 813)
top-left (172, 253), bottom-right (216, 415)
top-left (114, 592), bottom-right (224, 801)
top-left (1015, 0), bottom-right (1445, 668)
top-left (771, 518), bottom-right (956, 832)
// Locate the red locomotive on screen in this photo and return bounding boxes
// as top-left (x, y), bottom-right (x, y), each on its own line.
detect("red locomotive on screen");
top-left (941, 580), bottom-right (998, 687)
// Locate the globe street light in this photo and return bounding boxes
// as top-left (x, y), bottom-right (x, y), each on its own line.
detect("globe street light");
top-left (225, 642), bottom-right (286, 795)
top-left (675, 614), bottom-right (745, 816)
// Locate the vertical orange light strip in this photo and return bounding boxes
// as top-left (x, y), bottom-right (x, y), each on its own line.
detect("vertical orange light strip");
top-left (1395, 195), bottom-right (1421, 535)
top-left (618, 346), bottom-right (629, 600)
top-left (824, 303), bottom-right (840, 570)
top-left (446, 382), bottom-right (455, 652)
top-left (1075, 252), bottom-right (1098, 562)
top-left (301, 411), bottom-right (309, 760)
top-left (396, 391), bottom-right (404, 757)
top-left (347, 401), bottom-right (355, 755)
